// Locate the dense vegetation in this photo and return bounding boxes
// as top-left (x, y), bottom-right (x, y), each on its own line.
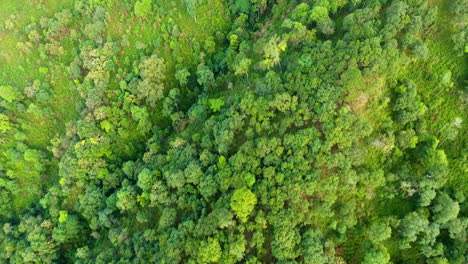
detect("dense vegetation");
top-left (0, 0), bottom-right (466, 263)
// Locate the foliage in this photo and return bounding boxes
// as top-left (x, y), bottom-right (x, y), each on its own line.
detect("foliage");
top-left (0, 0), bottom-right (465, 263)
top-left (134, 0), bottom-right (152, 17)
top-left (230, 187), bottom-right (257, 223)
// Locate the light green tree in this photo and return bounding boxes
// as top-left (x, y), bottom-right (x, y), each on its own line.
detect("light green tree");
top-left (230, 187), bottom-right (257, 222)
top-left (134, 0), bottom-right (152, 17)
top-left (0, 85), bottom-right (17, 102)
top-left (197, 237), bottom-right (222, 263)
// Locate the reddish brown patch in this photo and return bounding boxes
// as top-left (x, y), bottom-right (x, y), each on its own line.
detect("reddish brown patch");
top-left (335, 243), bottom-right (344, 257)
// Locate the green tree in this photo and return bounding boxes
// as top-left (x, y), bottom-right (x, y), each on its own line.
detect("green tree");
top-left (52, 215), bottom-right (83, 244)
top-left (196, 64), bottom-right (215, 89)
top-left (362, 247), bottom-right (390, 264)
top-left (432, 192), bottom-right (460, 225)
top-left (341, 67), bottom-right (362, 90)
top-left (185, 0), bottom-right (200, 21)
top-left (234, 57), bottom-right (252, 77)
top-left (393, 81), bottom-right (425, 126)
top-left (399, 212), bottom-right (429, 249)
top-left (301, 229), bottom-right (328, 263)
top-left (0, 85), bottom-right (17, 102)
top-left (310, 6), bottom-right (329, 23)
top-left (137, 168), bottom-right (156, 192)
top-left (209, 98), bottom-right (224, 112)
top-left (262, 35), bottom-right (286, 69)
top-left (134, 0), bottom-right (152, 17)
top-left (116, 183), bottom-right (138, 212)
top-left (197, 237), bottom-right (222, 264)
top-left (175, 67), bottom-right (191, 86)
top-left (367, 220), bottom-right (392, 243)
top-left (0, 113), bottom-right (12, 133)
top-left (230, 187), bottom-right (257, 223)
top-left (137, 55), bottom-right (167, 107)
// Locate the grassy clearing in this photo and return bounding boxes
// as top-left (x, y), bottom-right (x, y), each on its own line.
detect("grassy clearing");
top-left (1, 0), bottom-right (79, 148)
top-left (402, 0), bottom-right (466, 133)
top-left (0, 0), bottom-right (78, 212)
top-left (105, 0), bottom-right (230, 79)
top-left (401, 0), bottom-right (467, 190)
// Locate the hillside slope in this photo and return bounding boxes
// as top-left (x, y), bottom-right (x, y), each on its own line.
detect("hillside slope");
top-left (0, 0), bottom-right (466, 263)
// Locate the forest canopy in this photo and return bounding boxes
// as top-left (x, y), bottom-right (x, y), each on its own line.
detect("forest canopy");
top-left (0, 0), bottom-right (466, 263)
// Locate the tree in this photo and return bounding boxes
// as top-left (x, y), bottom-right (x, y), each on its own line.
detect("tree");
top-left (234, 57), bottom-right (252, 77)
top-left (196, 64), bottom-right (215, 89)
top-left (163, 88), bottom-right (183, 124)
top-left (137, 168), bottom-right (156, 192)
top-left (449, 0), bottom-right (467, 16)
top-left (0, 113), bottom-right (12, 133)
top-left (134, 0), bottom-right (152, 17)
top-left (0, 85), bottom-right (17, 102)
top-left (262, 35), bottom-right (286, 69)
top-left (209, 98), bottom-right (224, 112)
top-left (184, 161), bottom-right (203, 184)
top-left (393, 81), bottom-right (425, 126)
top-left (270, 92), bottom-right (298, 112)
top-left (130, 105), bottom-right (152, 134)
top-left (386, 1), bottom-right (408, 26)
top-left (137, 55), bottom-right (167, 107)
top-left (318, 17), bottom-right (335, 35)
top-left (301, 229), bottom-right (328, 263)
top-left (230, 187), bottom-right (257, 223)
top-left (116, 183), bottom-right (138, 212)
top-left (399, 212), bottom-right (429, 249)
top-left (58, 210), bottom-right (68, 223)
top-left (310, 6), bottom-right (329, 23)
top-left (362, 247), bottom-right (390, 264)
top-left (78, 186), bottom-right (107, 230)
top-left (367, 220), bottom-right (392, 243)
top-left (158, 207), bottom-right (177, 231)
top-left (271, 210), bottom-right (301, 261)
top-left (188, 104), bottom-right (207, 121)
top-left (175, 67), bottom-right (191, 86)
top-left (341, 67), bottom-right (362, 90)
top-left (0, 1), bottom-right (464, 263)
top-left (185, 0), bottom-right (200, 21)
top-left (200, 172), bottom-right (219, 199)
top-left (225, 232), bottom-right (246, 262)
top-left (444, 218), bottom-right (467, 240)
top-left (52, 215), bottom-right (83, 244)
top-left (451, 31), bottom-right (467, 56)
top-left (243, 172), bottom-right (256, 187)
top-left (291, 3), bottom-right (310, 24)
top-left (432, 192), bottom-right (460, 225)
top-left (412, 40), bottom-right (429, 59)
top-left (197, 237), bottom-right (222, 264)
top-left (419, 178), bottom-right (437, 207)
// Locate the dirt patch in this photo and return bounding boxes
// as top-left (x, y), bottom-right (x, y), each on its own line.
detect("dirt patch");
top-left (348, 93), bottom-right (369, 113)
